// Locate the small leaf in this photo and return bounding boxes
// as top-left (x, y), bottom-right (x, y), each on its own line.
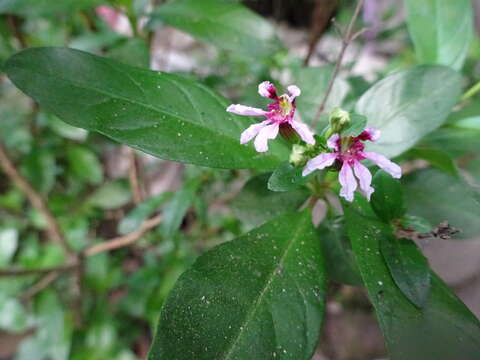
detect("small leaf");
top-left (400, 215), bottom-right (433, 234)
top-left (268, 162), bottom-right (312, 192)
top-left (87, 181), bottom-right (131, 210)
top-left (67, 145), bottom-right (104, 185)
top-left (21, 147), bottom-right (56, 194)
top-left (5, 47), bottom-right (287, 170)
top-left (406, 0), bottom-right (473, 70)
top-left (380, 236), bottom-right (431, 308)
top-left (161, 178), bottom-right (201, 239)
top-left (118, 193), bottom-right (172, 235)
top-left (406, 147), bottom-right (459, 178)
top-left (404, 168), bottom-right (480, 238)
top-left (341, 114), bottom-right (367, 136)
top-left (0, 229), bottom-right (18, 266)
top-left (231, 174), bottom-right (308, 230)
top-left (149, 0), bottom-right (283, 58)
top-left (293, 66), bottom-right (350, 126)
top-left (371, 170), bottom-right (405, 223)
top-left (356, 66), bottom-right (462, 158)
top-left (149, 211), bottom-right (326, 360)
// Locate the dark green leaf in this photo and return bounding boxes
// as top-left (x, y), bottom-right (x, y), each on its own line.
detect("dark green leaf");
top-left (5, 47), bottom-right (287, 170)
top-left (231, 174), bottom-right (308, 230)
top-left (406, 147), bottom-right (459, 177)
top-left (318, 220), bottom-right (362, 286)
top-left (341, 113), bottom-right (367, 136)
top-left (380, 236), bottom-right (431, 308)
top-left (267, 162), bottom-right (312, 192)
top-left (404, 168), bottom-right (480, 238)
top-left (67, 145), bottom-right (104, 185)
top-left (149, 0), bottom-right (283, 58)
top-left (356, 66), bottom-right (462, 158)
top-left (87, 180), bottom-right (131, 210)
top-left (21, 147), bottom-right (56, 194)
top-left (149, 211), bottom-right (326, 360)
top-left (406, 0), bottom-right (473, 70)
top-left (370, 170), bottom-right (405, 222)
top-left (345, 200), bottom-right (480, 359)
top-left (161, 178), bottom-right (201, 239)
top-left (293, 66), bottom-right (350, 127)
top-left (118, 193), bottom-right (172, 235)
top-left (0, 0), bottom-right (100, 16)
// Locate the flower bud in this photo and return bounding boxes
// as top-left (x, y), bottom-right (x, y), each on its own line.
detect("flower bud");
top-left (325, 108), bottom-right (351, 138)
top-left (289, 144), bottom-right (308, 166)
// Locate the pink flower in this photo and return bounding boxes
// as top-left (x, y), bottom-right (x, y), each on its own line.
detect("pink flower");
top-left (226, 81), bottom-right (315, 152)
top-left (302, 127), bottom-right (401, 202)
top-left (95, 6), bottom-right (133, 37)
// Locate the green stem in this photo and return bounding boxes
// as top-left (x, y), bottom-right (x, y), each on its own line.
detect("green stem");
top-left (460, 80), bottom-right (480, 102)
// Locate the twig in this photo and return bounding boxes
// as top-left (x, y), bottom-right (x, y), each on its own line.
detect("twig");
top-left (84, 215), bottom-right (162, 256)
top-left (20, 271), bottom-right (61, 301)
top-left (0, 143), bottom-right (75, 257)
top-left (459, 80), bottom-right (480, 103)
top-left (0, 215), bottom-right (163, 278)
top-left (127, 147), bottom-right (144, 204)
top-left (312, 0), bottom-right (365, 126)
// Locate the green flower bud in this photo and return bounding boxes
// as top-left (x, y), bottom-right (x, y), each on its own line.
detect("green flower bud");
top-left (327, 108), bottom-right (351, 137)
top-left (289, 144), bottom-right (308, 166)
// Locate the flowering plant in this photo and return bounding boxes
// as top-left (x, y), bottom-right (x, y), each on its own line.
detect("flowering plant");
top-left (1, 0), bottom-right (480, 359)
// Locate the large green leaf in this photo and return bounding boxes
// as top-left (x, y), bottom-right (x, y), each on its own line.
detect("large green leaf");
top-left (345, 200), bottom-right (480, 359)
top-left (370, 170), bottom-right (405, 223)
top-left (149, 0), bottom-right (283, 58)
top-left (355, 66), bottom-right (462, 158)
top-left (149, 211), bottom-right (326, 360)
top-left (403, 168), bottom-right (480, 239)
top-left (406, 0), bottom-right (473, 70)
top-left (5, 47), bottom-right (287, 170)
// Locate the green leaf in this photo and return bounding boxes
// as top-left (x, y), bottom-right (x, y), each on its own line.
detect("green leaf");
top-left (406, 0), bottom-right (473, 70)
top-left (345, 200), bottom-right (480, 359)
top-left (0, 229), bottom-right (18, 267)
top-left (293, 66), bottom-right (350, 127)
top-left (149, 211), bottom-right (326, 360)
top-left (67, 145), bottom-right (104, 185)
top-left (453, 116), bottom-right (480, 131)
top-left (267, 162), bottom-right (312, 192)
top-left (341, 113), bottom-right (367, 136)
top-left (371, 170), bottom-right (405, 223)
top-left (149, 0), bottom-right (283, 58)
top-left (231, 174), bottom-right (308, 230)
top-left (404, 168), bottom-right (480, 239)
top-left (400, 215), bottom-right (433, 234)
top-left (87, 180), bottom-right (132, 210)
top-left (5, 47), bottom-right (287, 170)
top-left (406, 147), bottom-right (459, 178)
top-left (318, 220), bottom-right (362, 286)
top-left (21, 147), bottom-right (56, 194)
top-left (161, 178), bottom-right (201, 239)
top-left (355, 66), bottom-right (462, 158)
top-left (118, 193), bottom-right (172, 235)
top-left (0, 0), bottom-right (100, 17)
top-left (380, 236), bottom-right (431, 308)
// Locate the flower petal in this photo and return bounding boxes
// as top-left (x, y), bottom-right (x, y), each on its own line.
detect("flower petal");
top-left (326, 134), bottom-right (340, 151)
top-left (290, 120), bottom-right (315, 145)
top-left (353, 161), bottom-right (374, 200)
top-left (302, 153), bottom-right (337, 176)
top-left (240, 120), bottom-right (271, 144)
top-left (227, 104), bottom-right (268, 117)
top-left (258, 81), bottom-right (277, 99)
top-left (287, 85), bottom-right (301, 101)
top-left (363, 152), bottom-right (402, 179)
top-left (339, 162), bottom-right (357, 202)
top-left (253, 123), bottom-right (279, 152)
top-left (357, 127), bottom-right (381, 142)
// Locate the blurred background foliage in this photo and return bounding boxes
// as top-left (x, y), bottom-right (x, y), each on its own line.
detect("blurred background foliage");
top-left (0, 0), bottom-right (479, 359)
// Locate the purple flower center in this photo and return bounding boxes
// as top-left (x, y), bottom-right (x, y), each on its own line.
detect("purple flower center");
top-left (266, 94), bottom-right (295, 124)
top-left (337, 136), bottom-right (367, 165)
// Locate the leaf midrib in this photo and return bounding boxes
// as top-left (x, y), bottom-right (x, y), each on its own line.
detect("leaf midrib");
top-left (222, 215), bottom-right (308, 360)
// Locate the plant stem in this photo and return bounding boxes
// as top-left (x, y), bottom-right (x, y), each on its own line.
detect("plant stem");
top-left (312, 0), bottom-right (365, 126)
top-left (460, 80), bottom-right (480, 103)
